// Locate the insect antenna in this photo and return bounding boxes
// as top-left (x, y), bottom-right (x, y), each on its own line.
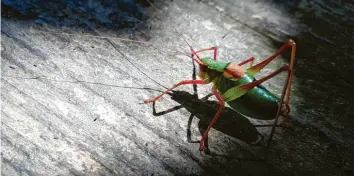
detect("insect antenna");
top-left (32, 28), bottom-right (201, 89)
top-left (2, 75), bottom-right (164, 92)
top-left (2, 26), bottom-right (171, 90)
top-left (105, 38), bottom-right (168, 89)
top-left (35, 29), bottom-right (201, 62)
top-left (6, 2), bottom-right (206, 91)
top-left (34, 29), bottom-right (191, 58)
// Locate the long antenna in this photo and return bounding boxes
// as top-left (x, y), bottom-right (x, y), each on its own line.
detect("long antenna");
top-left (2, 75), bottom-right (164, 92)
top-left (106, 39), bottom-right (168, 89)
top-left (34, 27), bottom-right (202, 72)
top-left (34, 29), bottom-right (191, 57)
top-left (36, 28), bottom-right (205, 63)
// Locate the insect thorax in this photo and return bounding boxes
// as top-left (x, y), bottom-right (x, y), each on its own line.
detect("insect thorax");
top-left (198, 57), bottom-right (241, 83)
top-left (198, 61), bottom-right (235, 93)
top-left (198, 57), bottom-right (250, 93)
top-left (198, 58), bottom-right (281, 119)
top-left (199, 57), bottom-right (227, 83)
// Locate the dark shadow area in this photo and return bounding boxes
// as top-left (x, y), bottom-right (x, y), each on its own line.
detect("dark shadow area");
top-left (151, 91), bottom-right (292, 175)
top-left (153, 90), bottom-right (262, 145)
top-left (264, 0), bottom-right (354, 152)
top-left (229, 0), bottom-right (354, 174)
top-left (1, 0), bottom-right (151, 31)
top-left (210, 0), bottom-right (354, 152)
top-left (201, 1), bottom-right (354, 172)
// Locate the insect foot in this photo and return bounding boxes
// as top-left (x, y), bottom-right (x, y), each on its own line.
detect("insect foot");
top-left (199, 142), bottom-right (210, 154)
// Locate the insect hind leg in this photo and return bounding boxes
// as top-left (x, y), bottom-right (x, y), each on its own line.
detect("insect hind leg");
top-left (267, 63), bottom-right (294, 147)
top-left (238, 56), bottom-right (255, 68)
top-left (248, 39), bottom-right (296, 124)
top-left (248, 40), bottom-right (296, 75)
top-left (281, 103), bottom-right (291, 117)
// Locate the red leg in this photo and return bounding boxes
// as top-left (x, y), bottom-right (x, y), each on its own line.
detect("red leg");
top-left (144, 80), bottom-right (206, 103)
top-left (285, 40), bottom-right (296, 106)
top-left (241, 65), bottom-right (289, 90)
top-left (238, 57), bottom-right (255, 67)
top-left (191, 47), bottom-right (218, 60)
top-left (199, 88), bottom-right (225, 151)
top-left (222, 65), bottom-right (290, 102)
top-left (279, 40), bottom-right (296, 125)
top-left (280, 104), bottom-right (290, 125)
top-left (247, 40), bottom-right (296, 77)
top-left (267, 67), bottom-right (292, 146)
top-left (245, 39), bottom-right (296, 125)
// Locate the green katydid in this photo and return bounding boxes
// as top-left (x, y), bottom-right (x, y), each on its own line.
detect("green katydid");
top-left (143, 0), bottom-right (296, 152)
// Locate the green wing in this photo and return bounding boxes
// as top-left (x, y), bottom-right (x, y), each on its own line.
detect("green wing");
top-left (222, 85), bottom-right (249, 102)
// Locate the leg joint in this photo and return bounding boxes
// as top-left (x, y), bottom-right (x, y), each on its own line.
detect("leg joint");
top-left (288, 39), bottom-right (296, 46)
top-left (281, 64), bottom-right (290, 71)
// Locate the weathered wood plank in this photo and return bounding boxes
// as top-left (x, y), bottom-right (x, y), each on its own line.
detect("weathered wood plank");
top-left (2, 0), bottom-right (354, 175)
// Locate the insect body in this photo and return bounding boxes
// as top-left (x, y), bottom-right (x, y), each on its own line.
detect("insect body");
top-left (143, 0), bottom-right (296, 152)
top-left (199, 57), bottom-right (283, 120)
top-left (144, 40), bottom-right (296, 151)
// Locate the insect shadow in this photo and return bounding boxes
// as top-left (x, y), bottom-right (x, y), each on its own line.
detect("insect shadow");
top-left (151, 90), bottom-right (263, 151)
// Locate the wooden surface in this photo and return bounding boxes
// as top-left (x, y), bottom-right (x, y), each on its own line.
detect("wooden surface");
top-left (2, 0), bottom-right (354, 175)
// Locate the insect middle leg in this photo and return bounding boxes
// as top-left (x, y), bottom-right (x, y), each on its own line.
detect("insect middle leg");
top-left (199, 88), bottom-right (225, 151)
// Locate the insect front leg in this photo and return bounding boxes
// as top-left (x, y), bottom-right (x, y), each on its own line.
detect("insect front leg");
top-left (199, 88), bottom-right (225, 152)
top-left (191, 47), bottom-right (218, 60)
top-left (144, 80), bottom-right (206, 103)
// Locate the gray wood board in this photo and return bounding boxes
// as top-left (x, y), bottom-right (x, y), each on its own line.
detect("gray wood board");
top-left (2, 0), bottom-right (353, 175)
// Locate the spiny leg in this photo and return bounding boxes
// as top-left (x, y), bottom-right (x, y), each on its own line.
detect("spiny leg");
top-left (238, 57), bottom-right (255, 68)
top-left (199, 88), bottom-right (225, 151)
top-left (144, 80), bottom-right (206, 103)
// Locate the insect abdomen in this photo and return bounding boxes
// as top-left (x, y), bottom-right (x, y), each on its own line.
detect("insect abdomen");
top-left (216, 72), bottom-right (280, 120)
